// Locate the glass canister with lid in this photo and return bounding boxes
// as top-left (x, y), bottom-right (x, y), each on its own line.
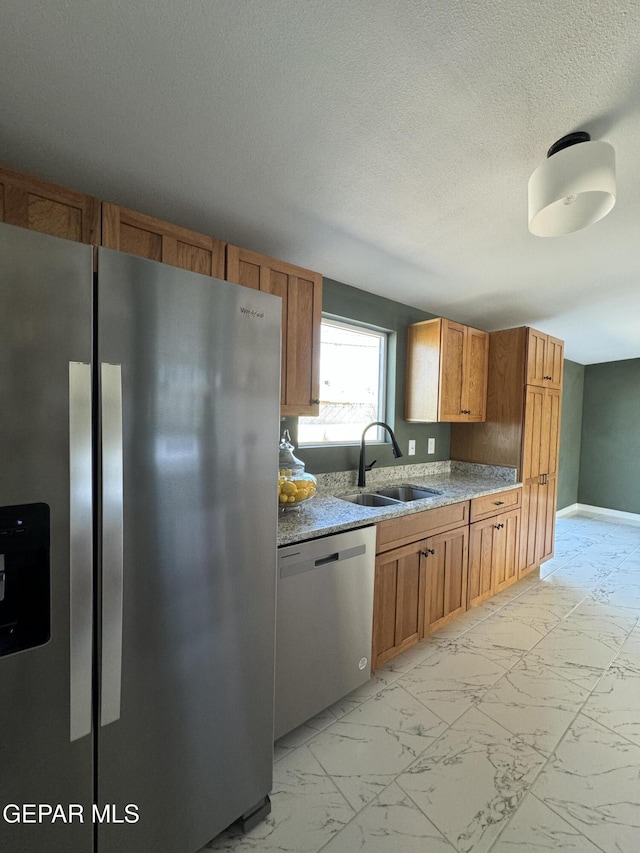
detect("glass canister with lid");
top-left (278, 429), bottom-right (317, 510)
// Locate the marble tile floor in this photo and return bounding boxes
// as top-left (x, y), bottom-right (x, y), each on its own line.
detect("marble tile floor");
top-left (207, 512), bottom-right (640, 853)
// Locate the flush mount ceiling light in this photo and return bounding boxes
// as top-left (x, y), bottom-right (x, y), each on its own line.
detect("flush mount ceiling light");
top-left (528, 131), bottom-right (616, 236)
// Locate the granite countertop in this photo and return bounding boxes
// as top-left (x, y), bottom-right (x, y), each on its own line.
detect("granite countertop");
top-left (277, 461), bottom-right (521, 546)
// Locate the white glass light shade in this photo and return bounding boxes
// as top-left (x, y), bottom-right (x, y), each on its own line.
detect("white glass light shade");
top-left (528, 140), bottom-right (616, 236)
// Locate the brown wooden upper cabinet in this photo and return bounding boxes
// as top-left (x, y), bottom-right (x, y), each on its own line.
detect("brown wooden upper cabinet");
top-left (226, 245), bottom-right (322, 417)
top-left (405, 318), bottom-right (489, 422)
top-left (0, 164), bottom-right (100, 244)
top-left (101, 203), bottom-right (225, 278)
top-left (526, 328), bottom-right (564, 389)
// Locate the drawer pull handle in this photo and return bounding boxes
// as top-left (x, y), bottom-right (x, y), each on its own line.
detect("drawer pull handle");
top-left (494, 500), bottom-right (505, 506)
top-left (494, 523), bottom-right (504, 530)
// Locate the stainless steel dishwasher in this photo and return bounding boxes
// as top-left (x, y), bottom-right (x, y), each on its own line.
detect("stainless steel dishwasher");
top-left (274, 525), bottom-right (376, 740)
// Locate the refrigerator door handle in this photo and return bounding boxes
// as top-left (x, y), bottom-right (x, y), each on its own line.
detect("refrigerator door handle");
top-left (101, 362), bottom-right (124, 728)
top-left (69, 361), bottom-right (93, 742)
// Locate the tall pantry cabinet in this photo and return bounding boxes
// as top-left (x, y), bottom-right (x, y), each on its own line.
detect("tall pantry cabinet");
top-left (450, 326), bottom-right (563, 576)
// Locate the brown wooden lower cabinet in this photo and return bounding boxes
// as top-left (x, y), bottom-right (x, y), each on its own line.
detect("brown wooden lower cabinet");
top-left (520, 477), bottom-right (556, 577)
top-left (468, 508), bottom-right (521, 607)
top-left (372, 496), bottom-right (525, 670)
top-left (372, 541), bottom-right (425, 669)
top-left (495, 509), bottom-right (521, 592)
top-left (423, 525), bottom-right (469, 634)
top-left (372, 520), bottom-right (470, 667)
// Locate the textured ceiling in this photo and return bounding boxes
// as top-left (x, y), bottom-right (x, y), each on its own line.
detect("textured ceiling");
top-left (1, 0), bottom-right (640, 364)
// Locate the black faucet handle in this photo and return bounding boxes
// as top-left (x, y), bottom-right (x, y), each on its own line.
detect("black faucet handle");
top-left (365, 459), bottom-right (377, 472)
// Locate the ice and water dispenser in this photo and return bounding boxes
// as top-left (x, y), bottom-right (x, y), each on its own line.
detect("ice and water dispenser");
top-left (0, 503), bottom-right (50, 657)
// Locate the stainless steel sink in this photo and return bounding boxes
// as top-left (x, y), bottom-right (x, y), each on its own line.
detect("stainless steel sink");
top-left (338, 492), bottom-right (402, 507)
top-left (375, 485), bottom-right (442, 502)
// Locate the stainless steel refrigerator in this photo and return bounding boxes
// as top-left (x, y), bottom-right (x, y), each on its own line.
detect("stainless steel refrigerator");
top-left (0, 222), bottom-right (281, 853)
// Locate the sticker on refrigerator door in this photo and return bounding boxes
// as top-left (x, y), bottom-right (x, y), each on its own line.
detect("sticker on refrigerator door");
top-left (358, 657), bottom-right (368, 670)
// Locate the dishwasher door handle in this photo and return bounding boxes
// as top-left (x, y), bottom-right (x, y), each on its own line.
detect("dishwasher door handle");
top-left (279, 544), bottom-right (367, 579)
top-left (315, 552), bottom-right (339, 567)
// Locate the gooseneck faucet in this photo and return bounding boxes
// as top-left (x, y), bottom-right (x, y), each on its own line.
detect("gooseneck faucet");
top-left (358, 421), bottom-right (403, 488)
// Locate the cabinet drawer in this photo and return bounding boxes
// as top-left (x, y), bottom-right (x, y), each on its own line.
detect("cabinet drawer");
top-left (470, 488), bottom-right (521, 523)
top-left (376, 501), bottom-right (469, 553)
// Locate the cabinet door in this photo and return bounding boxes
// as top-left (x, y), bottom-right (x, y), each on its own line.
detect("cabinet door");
top-left (439, 320), bottom-right (466, 421)
top-left (468, 518), bottom-right (496, 606)
top-left (372, 542), bottom-right (425, 669)
top-left (526, 328), bottom-right (548, 387)
top-left (526, 329), bottom-right (564, 389)
top-left (542, 388), bottom-right (561, 478)
top-left (226, 246), bottom-right (322, 416)
top-left (0, 164), bottom-right (100, 244)
top-left (520, 478), bottom-right (556, 575)
top-left (285, 270), bottom-right (322, 416)
top-left (424, 526), bottom-right (468, 633)
top-left (540, 474), bottom-right (557, 563)
top-left (523, 386), bottom-right (561, 480)
top-left (544, 336), bottom-right (564, 389)
top-left (405, 319), bottom-right (441, 422)
top-left (463, 327), bottom-right (489, 421)
top-left (470, 510), bottom-right (521, 599)
top-left (101, 203), bottom-right (224, 277)
top-left (519, 482), bottom-right (539, 577)
top-left (494, 509), bottom-right (521, 593)
top-left (522, 386), bottom-right (546, 480)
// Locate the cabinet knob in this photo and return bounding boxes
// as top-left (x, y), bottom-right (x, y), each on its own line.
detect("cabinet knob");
top-left (494, 523), bottom-right (504, 530)
top-left (422, 548), bottom-right (435, 557)
top-left (311, 398), bottom-right (320, 405)
top-left (460, 409), bottom-right (471, 415)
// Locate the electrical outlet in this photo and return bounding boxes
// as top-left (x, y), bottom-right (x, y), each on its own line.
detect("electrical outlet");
top-left (408, 439), bottom-right (416, 456)
top-left (427, 438), bottom-right (436, 454)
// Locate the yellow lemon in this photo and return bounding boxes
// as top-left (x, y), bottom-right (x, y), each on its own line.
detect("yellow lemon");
top-left (281, 481), bottom-right (297, 496)
top-left (279, 493), bottom-right (289, 504)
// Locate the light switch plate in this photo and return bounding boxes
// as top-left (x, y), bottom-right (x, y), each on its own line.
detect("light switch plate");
top-left (427, 438), bottom-right (436, 454)
top-left (408, 440), bottom-right (416, 456)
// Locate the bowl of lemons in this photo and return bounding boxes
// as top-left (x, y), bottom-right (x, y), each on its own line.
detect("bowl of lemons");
top-left (278, 469), bottom-right (317, 511)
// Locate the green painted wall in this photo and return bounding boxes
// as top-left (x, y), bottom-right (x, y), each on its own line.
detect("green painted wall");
top-left (557, 359), bottom-right (584, 510)
top-left (283, 277), bottom-right (451, 475)
top-left (578, 358), bottom-right (640, 514)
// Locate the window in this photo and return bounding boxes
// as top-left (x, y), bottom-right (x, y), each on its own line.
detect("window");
top-left (298, 317), bottom-right (388, 444)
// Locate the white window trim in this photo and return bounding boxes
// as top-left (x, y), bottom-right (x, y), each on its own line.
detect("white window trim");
top-left (298, 314), bottom-right (390, 447)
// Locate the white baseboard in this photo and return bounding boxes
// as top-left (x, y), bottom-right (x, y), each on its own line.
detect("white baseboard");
top-left (556, 503), bottom-right (579, 518)
top-left (557, 503), bottom-right (640, 524)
